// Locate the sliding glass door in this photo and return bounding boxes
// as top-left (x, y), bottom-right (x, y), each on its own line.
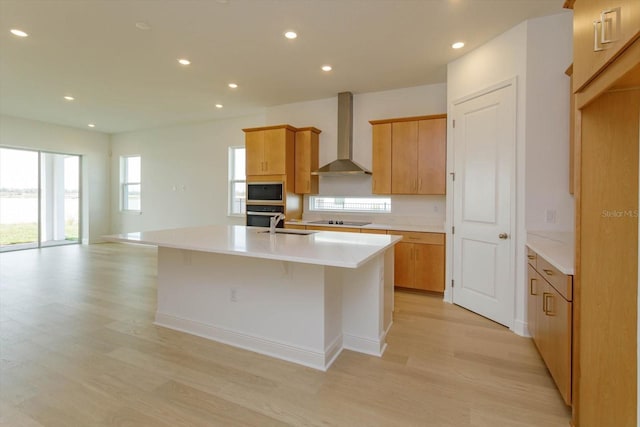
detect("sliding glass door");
top-left (0, 147), bottom-right (81, 251)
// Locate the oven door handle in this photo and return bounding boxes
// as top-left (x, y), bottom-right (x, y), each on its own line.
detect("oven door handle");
top-left (246, 212), bottom-right (281, 216)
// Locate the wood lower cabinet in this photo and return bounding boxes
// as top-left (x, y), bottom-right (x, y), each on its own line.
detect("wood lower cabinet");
top-left (284, 225), bottom-right (445, 293)
top-left (527, 248), bottom-right (572, 406)
top-left (388, 231), bottom-right (445, 292)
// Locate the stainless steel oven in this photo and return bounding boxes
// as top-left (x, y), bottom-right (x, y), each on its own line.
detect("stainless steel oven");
top-left (247, 182), bottom-right (284, 204)
top-left (246, 205), bottom-right (285, 228)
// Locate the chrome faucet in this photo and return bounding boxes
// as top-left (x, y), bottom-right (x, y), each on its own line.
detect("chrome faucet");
top-left (269, 213), bottom-right (286, 234)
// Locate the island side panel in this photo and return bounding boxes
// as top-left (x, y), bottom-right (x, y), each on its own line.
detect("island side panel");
top-left (155, 247), bottom-right (341, 370)
top-left (338, 248), bottom-right (394, 356)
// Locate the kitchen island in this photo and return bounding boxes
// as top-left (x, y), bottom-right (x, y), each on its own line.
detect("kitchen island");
top-left (106, 225), bottom-right (401, 370)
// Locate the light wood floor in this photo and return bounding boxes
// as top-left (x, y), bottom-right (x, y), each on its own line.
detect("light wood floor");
top-left (0, 243), bottom-right (571, 426)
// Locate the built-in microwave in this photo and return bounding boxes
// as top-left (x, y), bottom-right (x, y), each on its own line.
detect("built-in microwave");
top-left (247, 182), bottom-right (283, 204)
top-left (246, 205), bottom-right (285, 228)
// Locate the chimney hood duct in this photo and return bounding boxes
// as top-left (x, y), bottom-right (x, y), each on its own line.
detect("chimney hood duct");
top-left (312, 92), bottom-right (372, 176)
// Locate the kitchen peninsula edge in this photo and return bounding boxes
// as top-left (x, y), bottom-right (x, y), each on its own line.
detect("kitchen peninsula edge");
top-left (105, 225), bottom-right (401, 371)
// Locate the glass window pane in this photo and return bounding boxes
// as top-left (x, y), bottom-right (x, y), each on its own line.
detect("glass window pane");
top-left (233, 148), bottom-right (245, 180)
top-left (231, 181), bottom-right (246, 214)
top-left (126, 157), bottom-right (141, 182)
top-left (125, 184), bottom-right (141, 210)
top-left (310, 196), bottom-right (391, 213)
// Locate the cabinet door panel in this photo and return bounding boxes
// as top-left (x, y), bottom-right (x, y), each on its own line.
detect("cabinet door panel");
top-left (391, 121), bottom-right (418, 193)
top-left (414, 243), bottom-right (444, 292)
top-left (264, 128), bottom-right (287, 175)
top-left (543, 282), bottom-right (572, 406)
top-left (573, 0), bottom-right (640, 91)
top-left (417, 118), bottom-right (446, 195)
top-left (245, 131), bottom-right (264, 175)
top-left (527, 264), bottom-right (540, 343)
top-left (372, 123), bottom-right (392, 194)
top-left (393, 242), bottom-right (414, 288)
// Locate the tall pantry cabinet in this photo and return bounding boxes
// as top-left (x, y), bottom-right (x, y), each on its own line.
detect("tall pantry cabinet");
top-left (568, 0), bottom-right (639, 425)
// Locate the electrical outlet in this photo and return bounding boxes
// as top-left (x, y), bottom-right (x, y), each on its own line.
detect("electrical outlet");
top-left (230, 288), bottom-right (238, 302)
top-left (545, 209), bottom-right (557, 224)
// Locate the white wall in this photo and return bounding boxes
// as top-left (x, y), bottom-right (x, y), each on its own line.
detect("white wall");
top-left (110, 114), bottom-right (265, 233)
top-left (0, 115), bottom-right (111, 243)
top-left (109, 83), bottom-right (448, 233)
top-left (525, 14), bottom-right (574, 231)
top-left (446, 12), bottom-right (573, 335)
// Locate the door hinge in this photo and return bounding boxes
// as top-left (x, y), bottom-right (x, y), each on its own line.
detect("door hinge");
top-left (450, 172), bottom-right (455, 181)
top-left (452, 119), bottom-right (456, 128)
top-left (451, 279), bottom-right (454, 288)
top-left (452, 226), bottom-right (455, 234)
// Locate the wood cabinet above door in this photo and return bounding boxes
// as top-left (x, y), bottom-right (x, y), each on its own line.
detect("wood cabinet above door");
top-left (370, 114), bottom-right (446, 195)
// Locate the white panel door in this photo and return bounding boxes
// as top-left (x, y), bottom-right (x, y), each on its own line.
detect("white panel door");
top-left (451, 82), bottom-right (515, 328)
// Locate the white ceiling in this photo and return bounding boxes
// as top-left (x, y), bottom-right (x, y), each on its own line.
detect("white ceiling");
top-left (0, 0), bottom-right (567, 134)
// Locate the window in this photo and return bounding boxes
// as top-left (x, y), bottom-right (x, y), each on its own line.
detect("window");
top-left (309, 196), bottom-right (391, 213)
top-left (121, 156), bottom-right (141, 211)
top-left (229, 147), bottom-right (246, 216)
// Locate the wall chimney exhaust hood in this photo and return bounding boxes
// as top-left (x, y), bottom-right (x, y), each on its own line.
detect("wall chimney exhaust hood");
top-left (312, 92), bottom-right (371, 176)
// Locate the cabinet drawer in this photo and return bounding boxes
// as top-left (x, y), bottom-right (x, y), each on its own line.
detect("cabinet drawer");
top-left (388, 231), bottom-right (444, 245)
top-left (537, 256), bottom-right (573, 301)
top-left (306, 226), bottom-right (361, 233)
top-left (526, 246), bottom-right (537, 269)
top-left (361, 229), bottom-right (387, 235)
top-left (285, 224), bottom-right (306, 230)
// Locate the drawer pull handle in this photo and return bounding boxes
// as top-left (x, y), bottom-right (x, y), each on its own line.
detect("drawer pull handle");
top-left (543, 269), bottom-right (554, 276)
top-left (527, 255), bottom-right (535, 260)
top-left (543, 293), bottom-right (555, 316)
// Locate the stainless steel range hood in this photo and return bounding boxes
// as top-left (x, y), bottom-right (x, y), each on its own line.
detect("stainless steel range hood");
top-left (312, 92), bottom-right (371, 176)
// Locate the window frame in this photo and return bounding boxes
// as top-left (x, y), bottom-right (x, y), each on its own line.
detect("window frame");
top-left (228, 146), bottom-right (246, 217)
top-left (120, 155), bottom-right (141, 212)
top-left (308, 196), bottom-right (392, 214)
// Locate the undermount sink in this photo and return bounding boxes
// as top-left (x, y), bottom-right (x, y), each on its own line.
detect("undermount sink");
top-left (258, 229), bottom-right (316, 235)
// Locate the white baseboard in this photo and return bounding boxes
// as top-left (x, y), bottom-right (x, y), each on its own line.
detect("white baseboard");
top-left (512, 318), bottom-right (530, 337)
top-left (155, 312), bottom-right (338, 371)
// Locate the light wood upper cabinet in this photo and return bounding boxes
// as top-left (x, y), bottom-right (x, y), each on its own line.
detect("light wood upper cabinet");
top-left (371, 123), bottom-right (392, 194)
top-left (243, 125), bottom-right (296, 176)
top-left (572, 0), bottom-right (640, 92)
top-left (417, 118), bottom-right (446, 194)
top-left (391, 121), bottom-right (419, 193)
top-left (294, 127), bottom-right (321, 194)
top-left (370, 115), bottom-right (447, 195)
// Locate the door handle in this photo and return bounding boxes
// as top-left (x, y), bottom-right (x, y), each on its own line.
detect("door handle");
top-left (498, 233), bottom-right (509, 240)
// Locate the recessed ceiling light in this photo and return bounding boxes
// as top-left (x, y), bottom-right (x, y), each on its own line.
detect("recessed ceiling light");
top-left (215, 104), bottom-right (223, 109)
top-left (64, 95), bottom-right (75, 101)
top-left (452, 42), bottom-right (465, 49)
top-left (228, 83), bottom-right (238, 89)
top-left (10, 29), bottom-right (28, 37)
top-left (88, 123), bottom-right (96, 128)
top-left (135, 21), bottom-right (151, 30)
top-left (178, 58), bottom-right (191, 65)
top-left (321, 65), bottom-right (332, 72)
top-left (284, 31), bottom-right (297, 40)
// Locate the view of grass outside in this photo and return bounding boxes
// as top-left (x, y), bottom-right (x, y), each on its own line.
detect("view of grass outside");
top-left (1, 148), bottom-right (81, 249)
top-left (0, 190), bottom-right (80, 246)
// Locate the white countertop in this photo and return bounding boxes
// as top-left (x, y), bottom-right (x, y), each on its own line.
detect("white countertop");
top-left (105, 225), bottom-right (401, 269)
top-left (286, 220), bottom-right (445, 234)
top-left (526, 231), bottom-right (574, 275)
